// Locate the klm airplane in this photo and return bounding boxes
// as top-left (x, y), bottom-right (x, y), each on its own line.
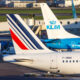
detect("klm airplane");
top-left (40, 3), bottom-right (80, 49)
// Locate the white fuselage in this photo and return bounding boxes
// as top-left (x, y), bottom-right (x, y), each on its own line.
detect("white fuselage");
top-left (3, 51), bottom-right (80, 75)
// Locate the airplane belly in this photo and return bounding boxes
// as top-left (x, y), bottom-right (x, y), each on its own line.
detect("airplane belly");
top-left (59, 63), bottom-right (80, 75)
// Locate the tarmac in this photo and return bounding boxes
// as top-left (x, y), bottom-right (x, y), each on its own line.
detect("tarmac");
top-left (0, 62), bottom-right (44, 80)
top-left (0, 62), bottom-right (80, 80)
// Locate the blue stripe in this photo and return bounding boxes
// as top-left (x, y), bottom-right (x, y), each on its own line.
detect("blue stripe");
top-left (9, 14), bottom-right (43, 49)
top-left (7, 16), bottom-right (35, 49)
top-left (8, 21), bottom-right (32, 49)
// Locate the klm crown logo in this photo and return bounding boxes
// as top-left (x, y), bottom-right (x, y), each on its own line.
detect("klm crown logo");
top-left (46, 20), bottom-right (60, 30)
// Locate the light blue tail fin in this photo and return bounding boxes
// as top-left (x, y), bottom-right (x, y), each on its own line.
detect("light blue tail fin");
top-left (40, 3), bottom-right (79, 39)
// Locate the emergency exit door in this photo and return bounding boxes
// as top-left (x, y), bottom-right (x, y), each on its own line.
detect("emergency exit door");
top-left (50, 55), bottom-right (58, 73)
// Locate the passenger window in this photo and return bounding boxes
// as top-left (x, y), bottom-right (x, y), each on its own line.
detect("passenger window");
top-left (66, 60), bottom-right (68, 63)
top-left (60, 21), bottom-right (62, 24)
top-left (73, 60), bottom-right (75, 63)
top-left (75, 21), bottom-right (78, 24)
top-left (69, 60), bottom-right (71, 63)
top-left (39, 21), bottom-right (40, 24)
top-left (67, 21), bottom-right (70, 24)
top-left (76, 60), bottom-right (78, 63)
top-left (63, 60), bottom-right (64, 63)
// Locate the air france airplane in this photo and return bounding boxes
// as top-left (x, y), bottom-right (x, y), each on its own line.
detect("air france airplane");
top-left (3, 14), bottom-right (80, 75)
top-left (41, 3), bottom-right (80, 49)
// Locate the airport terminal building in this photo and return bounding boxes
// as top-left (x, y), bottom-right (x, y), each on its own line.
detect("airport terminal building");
top-left (6, 0), bottom-right (80, 7)
top-left (0, 0), bottom-right (80, 7)
top-left (5, 0), bottom-right (37, 7)
top-left (55, 0), bottom-right (80, 7)
top-left (5, 0), bottom-right (37, 4)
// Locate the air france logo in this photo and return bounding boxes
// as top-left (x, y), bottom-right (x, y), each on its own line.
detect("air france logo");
top-left (46, 20), bottom-right (60, 30)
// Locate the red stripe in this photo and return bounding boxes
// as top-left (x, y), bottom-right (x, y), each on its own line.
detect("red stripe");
top-left (10, 29), bottom-right (28, 50)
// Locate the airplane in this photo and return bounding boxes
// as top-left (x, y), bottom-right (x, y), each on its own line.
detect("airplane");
top-left (40, 3), bottom-right (80, 49)
top-left (3, 14), bottom-right (80, 76)
top-left (35, 0), bottom-right (80, 37)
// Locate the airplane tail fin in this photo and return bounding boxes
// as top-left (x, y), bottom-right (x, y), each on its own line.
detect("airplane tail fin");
top-left (72, 0), bottom-right (77, 19)
top-left (7, 14), bottom-right (49, 54)
top-left (40, 3), bottom-right (79, 39)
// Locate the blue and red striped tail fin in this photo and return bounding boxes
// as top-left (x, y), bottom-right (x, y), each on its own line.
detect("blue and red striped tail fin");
top-left (7, 14), bottom-right (48, 54)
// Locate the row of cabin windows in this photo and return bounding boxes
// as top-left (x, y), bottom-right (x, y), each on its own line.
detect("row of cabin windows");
top-left (62, 60), bottom-right (79, 63)
top-left (38, 21), bottom-right (78, 25)
top-left (60, 21), bottom-right (78, 25)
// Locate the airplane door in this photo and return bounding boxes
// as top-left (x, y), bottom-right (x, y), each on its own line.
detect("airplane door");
top-left (50, 55), bottom-right (58, 73)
